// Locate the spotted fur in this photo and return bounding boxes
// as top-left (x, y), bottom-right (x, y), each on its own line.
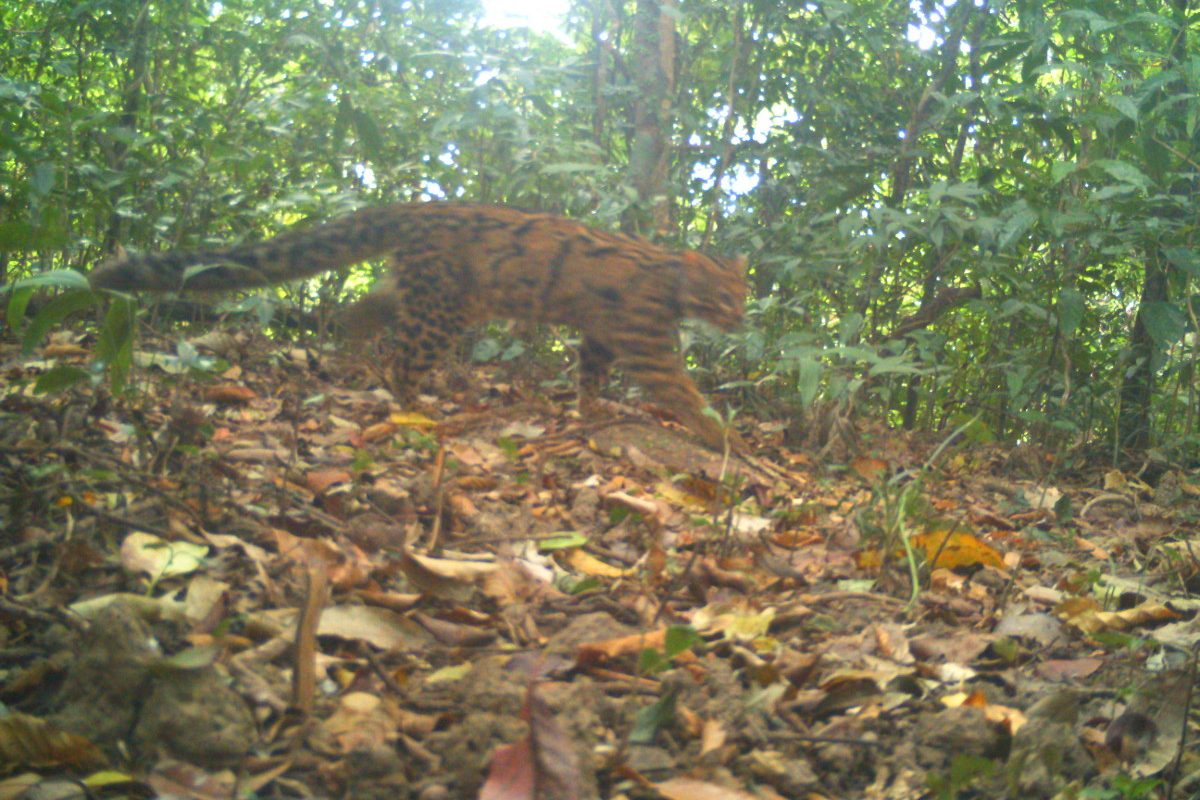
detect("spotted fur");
top-left (90, 203), bottom-right (747, 451)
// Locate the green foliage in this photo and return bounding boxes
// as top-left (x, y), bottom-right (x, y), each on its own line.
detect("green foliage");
top-left (19, 289), bottom-right (95, 355)
top-left (926, 754), bottom-right (999, 800)
top-left (629, 684), bottom-right (679, 745)
top-left (2, 0), bottom-right (1198, 456)
top-left (710, 0), bottom-right (1200, 457)
top-left (537, 532), bottom-right (590, 551)
top-left (1080, 774), bottom-right (1163, 799)
top-left (638, 625), bottom-right (702, 675)
top-left (1, 269), bottom-right (137, 394)
top-left (92, 295), bottom-right (135, 394)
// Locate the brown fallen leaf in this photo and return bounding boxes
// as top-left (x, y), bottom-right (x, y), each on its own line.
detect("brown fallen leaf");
top-left (480, 734), bottom-right (535, 800)
top-left (44, 343), bottom-right (90, 358)
top-left (412, 610), bottom-right (497, 647)
top-left (400, 551), bottom-right (501, 602)
top-left (1034, 658), bottom-right (1104, 681)
top-left (0, 712), bottom-right (104, 770)
top-left (306, 468), bottom-right (351, 496)
top-left (654, 777), bottom-right (769, 799)
top-left (851, 456), bottom-right (888, 482)
top-left (699, 718), bottom-right (727, 756)
top-left (360, 421), bottom-right (399, 443)
top-left (480, 683), bottom-right (585, 800)
top-left (602, 490), bottom-right (667, 524)
top-left (318, 604), bottom-right (432, 650)
top-left (204, 383), bottom-right (257, 404)
top-left (576, 629), bottom-right (670, 666)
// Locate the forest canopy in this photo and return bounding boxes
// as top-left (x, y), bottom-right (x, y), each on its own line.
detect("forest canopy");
top-left (3, 0), bottom-right (1199, 463)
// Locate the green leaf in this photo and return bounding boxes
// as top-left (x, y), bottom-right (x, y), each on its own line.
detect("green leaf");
top-left (540, 162), bottom-right (605, 175)
top-left (1092, 183), bottom-right (1137, 200)
top-left (1050, 160), bottom-right (1076, 184)
top-left (95, 295), bottom-right (136, 394)
top-left (1107, 95), bottom-right (1138, 122)
top-left (638, 648), bottom-right (670, 676)
top-left (942, 182), bottom-right (982, 203)
top-left (1060, 8), bottom-right (1115, 33)
top-left (33, 364), bottom-right (91, 394)
top-left (1094, 159), bottom-right (1152, 191)
top-left (1164, 247), bottom-right (1200, 277)
top-left (0, 221), bottom-right (38, 250)
top-left (22, 289), bottom-right (97, 354)
top-left (630, 686), bottom-right (678, 744)
top-left (998, 202), bottom-right (1037, 251)
top-left (565, 576), bottom-right (601, 595)
top-left (1140, 301), bottom-right (1185, 347)
top-left (837, 312), bottom-right (864, 346)
top-left (471, 337), bottom-right (502, 362)
top-left (3, 269), bottom-right (90, 293)
top-left (333, 94), bottom-right (354, 143)
top-left (6, 286), bottom-right (34, 333)
top-left (0, 76), bottom-right (35, 102)
top-left (30, 163), bottom-right (55, 196)
top-left (1056, 288), bottom-right (1084, 337)
top-left (500, 340), bottom-right (526, 361)
top-left (537, 532), bottom-right (589, 551)
top-left (663, 626), bottom-right (700, 659)
top-left (352, 108), bottom-right (385, 162)
top-left (796, 357), bottom-right (822, 407)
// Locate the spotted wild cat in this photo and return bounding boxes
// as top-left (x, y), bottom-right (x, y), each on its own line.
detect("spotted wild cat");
top-left (89, 203), bottom-right (748, 452)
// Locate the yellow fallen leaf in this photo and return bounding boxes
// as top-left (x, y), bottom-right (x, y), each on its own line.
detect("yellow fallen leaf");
top-left (389, 411), bottom-right (439, 429)
top-left (560, 549), bottom-right (634, 578)
top-left (911, 529), bottom-right (1004, 570)
top-left (655, 481), bottom-right (712, 512)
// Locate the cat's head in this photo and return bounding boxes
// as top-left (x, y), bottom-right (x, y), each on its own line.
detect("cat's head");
top-left (680, 251), bottom-right (747, 329)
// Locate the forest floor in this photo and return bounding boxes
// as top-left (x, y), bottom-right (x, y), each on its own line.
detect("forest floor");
top-left (2, 328), bottom-right (1200, 800)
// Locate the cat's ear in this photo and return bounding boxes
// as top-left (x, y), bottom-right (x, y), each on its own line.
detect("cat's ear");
top-left (732, 255), bottom-right (748, 275)
top-left (114, 243), bottom-right (128, 260)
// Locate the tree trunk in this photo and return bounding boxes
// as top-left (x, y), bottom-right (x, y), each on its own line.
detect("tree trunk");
top-left (102, 0), bottom-right (152, 254)
top-left (1118, 252), bottom-right (1167, 453)
top-left (1116, 0), bottom-right (1191, 457)
top-left (624, 0), bottom-right (675, 235)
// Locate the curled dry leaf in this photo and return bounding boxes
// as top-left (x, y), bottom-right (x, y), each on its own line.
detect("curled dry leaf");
top-left (1058, 597), bottom-right (1179, 635)
top-left (400, 551), bottom-right (501, 602)
top-left (689, 601), bottom-right (774, 642)
top-left (318, 604), bottom-right (434, 650)
top-left (360, 421), bottom-right (399, 443)
top-left (601, 490), bottom-right (667, 523)
top-left (120, 531), bottom-right (208, 580)
top-left (576, 628), bottom-right (672, 666)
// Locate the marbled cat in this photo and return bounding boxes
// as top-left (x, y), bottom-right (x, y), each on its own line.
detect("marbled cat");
top-left (89, 203), bottom-right (748, 451)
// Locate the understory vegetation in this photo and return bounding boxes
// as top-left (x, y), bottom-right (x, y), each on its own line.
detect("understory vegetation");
top-left (7, 3), bottom-right (1200, 799)
top-left (2, 0), bottom-right (1198, 465)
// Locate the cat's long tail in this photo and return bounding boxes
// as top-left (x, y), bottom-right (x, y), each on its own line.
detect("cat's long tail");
top-left (89, 205), bottom-right (408, 292)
